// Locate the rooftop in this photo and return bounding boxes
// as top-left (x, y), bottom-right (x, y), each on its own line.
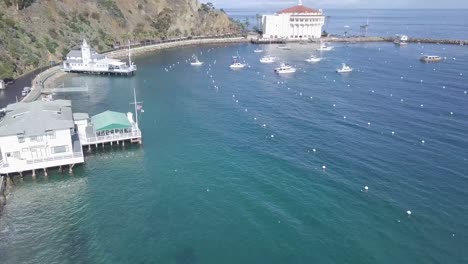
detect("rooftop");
top-left (278, 5), bottom-right (321, 14)
top-left (0, 100), bottom-right (74, 137)
top-left (91, 111), bottom-right (131, 132)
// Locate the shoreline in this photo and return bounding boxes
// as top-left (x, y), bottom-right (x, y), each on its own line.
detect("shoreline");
top-left (5, 35), bottom-right (467, 106)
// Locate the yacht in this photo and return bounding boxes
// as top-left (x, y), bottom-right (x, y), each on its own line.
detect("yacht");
top-left (275, 63), bottom-right (296, 74)
top-left (317, 43), bottom-right (333, 51)
top-left (190, 55), bottom-right (203, 66)
top-left (336, 63), bottom-right (353, 73)
top-left (254, 48), bottom-right (263, 53)
top-left (230, 56), bottom-right (246, 69)
top-left (260, 56), bottom-right (276, 64)
top-left (420, 55), bottom-right (442, 63)
top-left (305, 56), bottom-right (322, 63)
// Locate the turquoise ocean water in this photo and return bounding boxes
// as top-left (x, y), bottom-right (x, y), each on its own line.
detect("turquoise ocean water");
top-left (1, 13), bottom-right (468, 264)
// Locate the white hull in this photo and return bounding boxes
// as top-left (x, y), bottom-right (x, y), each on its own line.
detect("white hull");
top-left (190, 62), bottom-right (203, 66)
top-left (276, 69), bottom-right (296, 74)
top-left (306, 58), bottom-right (322, 63)
top-left (230, 64), bottom-right (246, 69)
top-left (337, 69), bottom-right (353, 73)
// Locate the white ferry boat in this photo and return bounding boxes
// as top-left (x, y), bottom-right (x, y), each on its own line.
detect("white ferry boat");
top-left (275, 63), bottom-right (296, 74)
top-left (190, 55), bottom-right (203, 66)
top-left (230, 56), bottom-right (246, 69)
top-left (305, 56), bottom-right (322, 63)
top-left (420, 55), bottom-right (442, 63)
top-left (317, 43), bottom-right (333, 51)
top-left (63, 39), bottom-right (136, 76)
top-left (336, 63), bottom-right (353, 73)
top-left (260, 56), bottom-right (276, 64)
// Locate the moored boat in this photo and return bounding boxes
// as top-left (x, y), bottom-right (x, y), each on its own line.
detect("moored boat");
top-left (420, 55), bottom-right (442, 63)
top-left (260, 56), bottom-right (276, 64)
top-left (230, 56), bottom-right (246, 69)
top-left (275, 63), bottom-right (296, 74)
top-left (336, 63), bottom-right (353, 73)
top-left (305, 56), bottom-right (322, 63)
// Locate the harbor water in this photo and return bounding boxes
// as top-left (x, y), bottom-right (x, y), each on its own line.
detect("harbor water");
top-left (1, 40), bottom-right (467, 263)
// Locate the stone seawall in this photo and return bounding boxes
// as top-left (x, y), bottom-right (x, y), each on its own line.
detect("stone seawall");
top-left (106, 37), bottom-right (248, 59)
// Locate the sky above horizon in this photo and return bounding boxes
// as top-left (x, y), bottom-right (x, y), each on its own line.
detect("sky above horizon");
top-left (207, 0), bottom-right (468, 10)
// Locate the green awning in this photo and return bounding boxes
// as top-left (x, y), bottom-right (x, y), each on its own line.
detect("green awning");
top-left (91, 111), bottom-right (131, 132)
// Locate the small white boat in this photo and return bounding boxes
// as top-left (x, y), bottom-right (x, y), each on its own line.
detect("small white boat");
top-left (420, 55), bottom-right (442, 63)
top-left (394, 34), bottom-right (409, 45)
top-left (190, 56), bottom-right (203, 66)
top-left (275, 63), bottom-right (296, 74)
top-left (230, 56), bottom-right (246, 69)
top-left (317, 43), bottom-right (333, 51)
top-left (305, 56), bottom-right (322, 63)
top-left (260, 56), bottom-right (275, 64)
top-left (254, 48), bottom-right (263, 53)
top-left (336, 63), bottom-right (353, 73)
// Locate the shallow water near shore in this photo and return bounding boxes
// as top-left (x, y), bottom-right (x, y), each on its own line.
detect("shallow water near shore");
top-left (1, 41), bottom-right (468, 263)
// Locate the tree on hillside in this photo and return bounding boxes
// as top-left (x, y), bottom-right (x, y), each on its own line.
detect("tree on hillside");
top-left (3, 0), bottom-right (35, 10)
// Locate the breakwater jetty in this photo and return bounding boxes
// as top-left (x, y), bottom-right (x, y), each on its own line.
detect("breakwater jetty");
top-left (252, 36), bottom-right (467, 46)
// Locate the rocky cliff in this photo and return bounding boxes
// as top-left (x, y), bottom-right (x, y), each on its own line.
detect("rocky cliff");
top-left (0, 0), bottom-right (240, 79)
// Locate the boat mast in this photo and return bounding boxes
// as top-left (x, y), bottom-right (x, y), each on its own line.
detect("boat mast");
top-left (128, 40), bottom-right (132, 67)
top-left (133, 87), bottom-right (138, 128)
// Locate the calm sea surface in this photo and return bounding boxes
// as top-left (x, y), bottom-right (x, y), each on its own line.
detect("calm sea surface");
top-left (1, 12), bottom-right (468, 264)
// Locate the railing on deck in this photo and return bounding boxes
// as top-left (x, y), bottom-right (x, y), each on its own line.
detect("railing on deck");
top-left (85, 131), bottom-right (141, 144)
top-left (26, 152), bottom-right (84, 165)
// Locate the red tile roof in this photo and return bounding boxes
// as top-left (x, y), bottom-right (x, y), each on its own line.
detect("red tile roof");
top-left (278, 5), bottom-right (320, 14)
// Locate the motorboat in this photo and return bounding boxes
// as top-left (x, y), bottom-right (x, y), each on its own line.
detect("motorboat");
top-left (260, 56), bottom-right (275, 64)
top-left (254, 48), bottom-right (263, 53)
top-left (230, 56), bottom-right (246, 69)
top-left (305, 56), bottom-right (322, 63)
top-left (420, 55), bottom-right (442, 63)
top-left (394, 34), bottom-right (409, 45)
top-left (336, 63), bottom-right (353, 73)
top-left (275, 63), bottom-right (296, 74)
top-left (317, 43), bottom-right (333, 51)
top-left (190, 55), bottom-right (203, 66)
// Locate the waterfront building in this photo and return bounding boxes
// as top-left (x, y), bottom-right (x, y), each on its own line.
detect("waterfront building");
top-left (63, 39), bottom-right (136, 75)
top-left (76, 110), bottom-right (142, 147)
top-left (261, 0), bottom-right (325, 40)
top-left (0, 100), bottom-right (84, 175)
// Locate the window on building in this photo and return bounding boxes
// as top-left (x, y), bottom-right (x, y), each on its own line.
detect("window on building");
top-left (52, 145), bottom-right (68, 154)
top-left (18, 136), bottom-right (25, 143)
top-left (46, 131), bottom-right (56, 139)
top-left (30, 136), bottom-right (43, 142)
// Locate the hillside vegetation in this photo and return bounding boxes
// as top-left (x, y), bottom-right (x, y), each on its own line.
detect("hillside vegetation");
top-left (0, 0), bottom-right (240, 79)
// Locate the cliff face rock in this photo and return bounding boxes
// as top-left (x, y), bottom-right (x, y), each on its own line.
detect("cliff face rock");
top-left (0, 0), bottom-right (240, 78)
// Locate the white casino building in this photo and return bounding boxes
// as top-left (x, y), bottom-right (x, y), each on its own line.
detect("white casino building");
top-left (261, 0), bottom-right (325, 40)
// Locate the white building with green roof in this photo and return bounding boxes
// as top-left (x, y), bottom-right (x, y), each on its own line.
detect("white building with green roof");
top-left (76, 110), bottom-right (141, 147)
top-left (0, 100), bottom-right (84, 176)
